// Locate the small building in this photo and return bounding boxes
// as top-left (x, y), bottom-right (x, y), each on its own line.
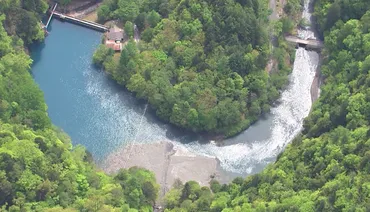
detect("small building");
top-left (106, 28), bottom-right (124, 42)
top-left (105, 28), bottom-right (124, 52)
top-left (105, 40), bottom-right (122, 52)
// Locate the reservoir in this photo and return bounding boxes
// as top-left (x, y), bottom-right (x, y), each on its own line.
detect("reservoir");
top-left (31, 5), bottom-right (319, 175)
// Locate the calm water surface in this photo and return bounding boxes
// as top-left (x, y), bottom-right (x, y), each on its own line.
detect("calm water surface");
top-left (31, 20), bottom-right (177, 162)
top-left (31, 12), bottom-right (319, 175)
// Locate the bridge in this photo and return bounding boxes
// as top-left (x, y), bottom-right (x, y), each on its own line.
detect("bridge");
top-left (285, 35), bottom-right (324, 50)
top-left (44, 3), bottom-right (58, 29)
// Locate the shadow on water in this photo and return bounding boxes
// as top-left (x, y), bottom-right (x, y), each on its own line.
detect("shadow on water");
top-left (29, 42), bottom-right (46, 67)
top-left (101, 71), bottom-right (202, 143)
top-left (30, 16), bottom-right (319, 176)
top-left (29, 19), bottom-right (278, 173)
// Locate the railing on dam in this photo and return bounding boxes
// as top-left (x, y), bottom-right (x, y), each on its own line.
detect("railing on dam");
top-left (44, 3), bottom-right (109, 32)
top-left (285, 35), bottom-right (324, 50)
top-left (53, 12), bottom-right (109, 32)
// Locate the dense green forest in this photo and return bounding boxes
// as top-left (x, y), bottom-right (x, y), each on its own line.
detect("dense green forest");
top-left (161, 1), bottom-right (370, 211)
top-left (0, 2), bottom-right (159, 211)
top-left (94, 0), bottom-right (297, 136)
top-left (2, 0), bottom-right (370, 211)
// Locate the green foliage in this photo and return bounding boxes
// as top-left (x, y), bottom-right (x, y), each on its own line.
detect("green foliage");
top-left (92, 44), bottom-right (114, 67)
top-left (97, 0), bottom-right (172, 26)
top-left (283, 0), bottom-right (301, 18)
top-left (58, 0), bottom-right (72, 6)
top-left (114, 0), bottom-right (140, 22)
top-left (96, 0), bottom-right (287, 136)
top-left (1, 0), bottom-right (369, 211)
top-left (164, 3), bottom-right (370, 211)
top-left (314, 0), bottom-right (370, 36)
top-left (0, 9), bottom-right (158, 211)
top-left (0, 17), bottom-right (49, 130)
top-left (97, 4), bottom-right (112, 23)
top-left (21, 0), bottom-right (48, 16)
top-left (0, 123), bottom-right (158, 211)
top-left (0, 0), bottom-right (47, 45)
top-left (147, 10), bottom-right (161, 28)
top-left (124, 21), bottom-right (134, 38)
top-left (4, 7), bottom-right (45, 45)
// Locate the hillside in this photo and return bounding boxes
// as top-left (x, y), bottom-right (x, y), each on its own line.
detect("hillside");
top-left (0, 2), bottom-right (158, 211)
top-left (162, 0), bottom-right (370, 210)
top-left (94, 0), bottom-right (297, 137)
top-left (0, 0), bottom-right (369, 211)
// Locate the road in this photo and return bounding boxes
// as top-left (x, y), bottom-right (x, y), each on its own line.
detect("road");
top-left (269, 0), bottom-right (279, 21)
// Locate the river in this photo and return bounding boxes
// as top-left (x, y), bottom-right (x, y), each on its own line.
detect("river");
top-left (31, 0), bottom-right (319, 176)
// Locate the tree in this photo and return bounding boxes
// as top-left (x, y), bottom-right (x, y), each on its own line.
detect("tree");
top-left (93, 0), bottom-right (295, 137)
top-left (22, 0), bottom-right (48, 15)
top-left (97, 5), bottom-right (111, 22)
top-left (147, 10), bottom-right (161, 27)
top-left (135, 13), bottom-right (147, 31)
top-left (124, 21), bottom-right (134, 38)
top-left (229, 52), bottom-right (248, 75)
top-left (0, 4), bottom-right (160, 212)
top-left (8, 8), bottom-right (45, 44)
top-left (181, 181), bottom-right (201, 201)
top-left (93, 45), bottom-right (114, 67)
top-left (115, 0), bottom-right (139, 22)
top-left (141, 28), bottom-right (154, 42)
top-left (142, 181), bottom-right (158, 204)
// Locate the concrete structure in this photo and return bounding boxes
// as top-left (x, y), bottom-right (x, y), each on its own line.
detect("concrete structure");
top-left (45, 3), bottom-right (108, 32)
top-left (53, 11), bottom-right (109, 32)
top-left (285, 35), bottom-right (324, 50)
top-left (44, 3), bottom-right (58, 30)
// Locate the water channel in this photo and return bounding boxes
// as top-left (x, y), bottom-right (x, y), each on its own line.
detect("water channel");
top-left (31, 0), bottom-right (319, 176)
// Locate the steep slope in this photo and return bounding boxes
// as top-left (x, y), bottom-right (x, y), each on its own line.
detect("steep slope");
top-left (163, 1), bottom-right (370, 211)
top-left (95, 0), bottom-right (297, 137)
top-left (0, 2), bottom-right (158, 211)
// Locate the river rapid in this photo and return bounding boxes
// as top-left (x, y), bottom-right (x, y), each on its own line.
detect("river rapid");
top-left (187, 0), bottom-right (320, 174)
top-left (31, 0), bottom-right (320, 176)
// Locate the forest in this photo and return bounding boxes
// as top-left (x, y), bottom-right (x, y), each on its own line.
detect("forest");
top-left (0, 1), bottom-right (158, 211)
top-left (161, 0), bottom-right (370, 210)
top-left (0, 0), bottom-right (369, 211)
top-left (94, 0), bottom-right (296, 136)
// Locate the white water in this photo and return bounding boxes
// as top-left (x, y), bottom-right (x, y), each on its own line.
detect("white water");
top-left (183, 0), bottom-right (320, 174)
top-left (43, 0), bottom-right (320, 175)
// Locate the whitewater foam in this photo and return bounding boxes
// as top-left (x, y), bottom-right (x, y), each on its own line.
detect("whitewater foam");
top-left (183, 0), bottom-right (320, 173)
top-left (78, 0), bottom-right (320, 174)
top-left (184, 48), bottom-right (318, 174)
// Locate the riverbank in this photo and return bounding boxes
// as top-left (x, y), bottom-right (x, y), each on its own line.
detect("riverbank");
top-left (53, 0), bottom-right (100, 22)
top-left (67, 2), bottom-right (100, 21)
top-left (310, 57), bottom-right (322, 102)
top-left (103, 141), bottom-right (226, 196)
top-left (34, 0), bottom-right (322, 193)
top-left (267, 0), bottom-right (322, 104)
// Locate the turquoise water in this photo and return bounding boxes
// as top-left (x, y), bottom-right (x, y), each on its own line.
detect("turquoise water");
top-left (31, 19), bottom-right (318, 174)
top-left (31, 20), bottom-right (172, 162)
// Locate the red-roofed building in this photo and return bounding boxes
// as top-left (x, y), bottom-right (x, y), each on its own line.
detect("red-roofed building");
top-left (105, 40), bottom-right (122, 52)
top-left (105, 28), bottom-right (125, 52)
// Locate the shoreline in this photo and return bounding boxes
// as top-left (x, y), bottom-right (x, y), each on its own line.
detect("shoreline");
top-left (54, 0), bottom-right (101, 21)
top-left (310, 56), bottom-right (322, 103)
top-left (78, 0), bottom-right (322, 193)
top-left (103, 141), bottom-right (227, 196)
top-left (67, 3), bottom-right (101, 20)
